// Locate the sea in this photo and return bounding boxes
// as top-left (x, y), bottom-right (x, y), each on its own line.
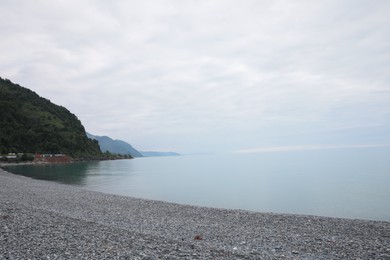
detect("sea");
top-left (5, 147), bottom-right (390, 221)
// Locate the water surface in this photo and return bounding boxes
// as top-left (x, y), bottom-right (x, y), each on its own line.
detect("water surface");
top-left (5, 147), bottom-right (390, 221)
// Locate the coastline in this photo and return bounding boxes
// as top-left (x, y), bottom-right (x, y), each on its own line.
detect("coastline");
top-left (1, 168), bottom-right (389, 259)
top-left (0, 155), bottom-right (132, 167)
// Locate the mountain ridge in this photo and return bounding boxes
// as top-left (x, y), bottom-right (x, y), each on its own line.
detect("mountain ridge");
top-left (87, 133), bottom-right (143, 157)
top-left (87, 133), bottom-right (180, 157)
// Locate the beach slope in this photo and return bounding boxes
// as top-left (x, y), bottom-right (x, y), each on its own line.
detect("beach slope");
top-left (1, 168), bottom-right (389, 259)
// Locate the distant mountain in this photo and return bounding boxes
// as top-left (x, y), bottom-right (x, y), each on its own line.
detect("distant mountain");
top-left (140, 151), bottom-right (180, 157)
top-left (0, 77), bottom-right (102, 157)
top-left (87, 133), bottom-right (143, 157)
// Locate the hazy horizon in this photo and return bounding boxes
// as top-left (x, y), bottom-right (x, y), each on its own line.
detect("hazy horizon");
top-left (1, 1), bottom-right (389, 154)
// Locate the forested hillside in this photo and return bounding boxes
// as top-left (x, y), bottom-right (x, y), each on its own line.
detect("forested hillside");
top-left (0, 77), bottom-right (102, 157)
top-left (87, 133), bottom-right (143, 157)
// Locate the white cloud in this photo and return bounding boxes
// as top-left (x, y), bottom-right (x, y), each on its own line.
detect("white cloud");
top-left (1, 0), bottom-right (390, 152)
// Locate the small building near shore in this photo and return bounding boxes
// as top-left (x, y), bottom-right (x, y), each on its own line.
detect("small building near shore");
top-left (6, 153), bottom-right (17, 159)
top-left (34, 153), bottom-right (71, 163)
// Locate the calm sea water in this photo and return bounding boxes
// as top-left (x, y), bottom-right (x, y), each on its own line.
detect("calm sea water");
top-left (5, 147), bottom-right (390, 221)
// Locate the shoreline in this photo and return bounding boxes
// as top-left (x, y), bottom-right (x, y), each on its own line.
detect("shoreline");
top-left (1, 168), bottom-right (389, 259)
top-left (0, 156), bottom-right (132, 167)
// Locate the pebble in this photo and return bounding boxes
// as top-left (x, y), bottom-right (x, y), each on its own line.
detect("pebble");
top-left (1, 168), bottom-right (389, 259)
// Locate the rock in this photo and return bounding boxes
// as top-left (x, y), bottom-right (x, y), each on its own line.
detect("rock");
top-left (194, 235), bottom-right (203, 240)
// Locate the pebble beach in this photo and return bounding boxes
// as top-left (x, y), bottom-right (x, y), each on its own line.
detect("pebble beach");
top-left (1, 167), bottom-right (389, 259)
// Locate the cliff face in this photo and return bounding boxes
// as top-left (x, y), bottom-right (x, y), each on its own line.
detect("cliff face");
top-left (0, 77), bottom-right (102, 157)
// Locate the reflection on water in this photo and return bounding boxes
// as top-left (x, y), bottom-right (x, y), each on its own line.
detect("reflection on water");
top-left (5, 161), bottom-right (97, 185)
top-left (4, 147), bottom-right (390, 221)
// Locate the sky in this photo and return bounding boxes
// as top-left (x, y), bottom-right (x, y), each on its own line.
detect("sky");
top-left (1, 0), bottom-right (390, 154)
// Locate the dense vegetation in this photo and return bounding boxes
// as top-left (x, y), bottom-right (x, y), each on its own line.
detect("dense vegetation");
top-left (0, 77), bottom-right (102, 157)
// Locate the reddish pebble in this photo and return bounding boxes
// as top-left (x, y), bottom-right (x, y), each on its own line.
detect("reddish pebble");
top-left (194, 235), bottom-right (203, 240)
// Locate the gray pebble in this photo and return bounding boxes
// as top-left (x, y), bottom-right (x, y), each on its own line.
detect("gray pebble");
top-left (1, 168), bottom-right (389, 259)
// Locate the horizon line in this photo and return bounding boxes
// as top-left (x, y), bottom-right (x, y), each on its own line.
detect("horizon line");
top-left (232, 144), bottom-right (390, 154)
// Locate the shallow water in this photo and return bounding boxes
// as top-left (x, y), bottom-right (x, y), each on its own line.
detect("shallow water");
top-left (5, 147), bottom-right (390, 221)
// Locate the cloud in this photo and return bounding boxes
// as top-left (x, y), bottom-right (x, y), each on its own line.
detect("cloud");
top-left (1, 0), bottom-right (390, 152)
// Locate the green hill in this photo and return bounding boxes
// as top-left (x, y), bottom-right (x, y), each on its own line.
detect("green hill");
top-left (87, 133), bottom-right (144, 157)
top-left (0, 77), bottom-right (102, 157)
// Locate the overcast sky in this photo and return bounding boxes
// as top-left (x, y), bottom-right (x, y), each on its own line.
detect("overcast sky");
top-left (1, 0), bottom-right (390, 153)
